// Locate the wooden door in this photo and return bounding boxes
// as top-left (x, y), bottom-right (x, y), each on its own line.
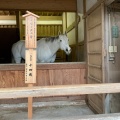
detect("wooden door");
top-left (86, 3), bottom-right (105, 113)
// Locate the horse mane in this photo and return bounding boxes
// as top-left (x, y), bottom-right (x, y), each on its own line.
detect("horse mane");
top-left (45, 36), bottom-right (59, 42)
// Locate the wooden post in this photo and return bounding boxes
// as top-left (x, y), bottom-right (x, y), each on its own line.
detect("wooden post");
top-left (22, 11), bottom-right (39, 119)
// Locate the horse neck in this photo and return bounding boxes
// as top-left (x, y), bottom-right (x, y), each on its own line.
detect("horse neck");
top-left (48, 40), bottom-right (60, 54)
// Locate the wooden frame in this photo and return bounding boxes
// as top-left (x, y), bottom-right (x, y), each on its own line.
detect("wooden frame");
top-left (0, 83), bottom-right (120, 99)
top-left (0, 83), bottom-right (120, 119)
top-left (0, 0), bottom-right (77, 12)
top-left (0, 0), bottom-right (119, 119)
top-left (0, 62), bottom-right (86, 70)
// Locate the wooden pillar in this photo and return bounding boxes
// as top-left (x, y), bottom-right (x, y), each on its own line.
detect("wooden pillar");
top-left (83, 0), bottom-right (86, 62)
top-left (75, 12), bottom-right (79, 62)
top-left (76, 0), bottom-right (79, 62)
top-left (23, 11), bottom-right (39, 119)
top-left (15, 11), bottom-right (23, 39)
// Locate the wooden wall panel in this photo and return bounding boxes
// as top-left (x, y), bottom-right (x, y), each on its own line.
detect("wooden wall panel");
top-left (53, 70), bottom-right (64, 85)
top-left (88, 94), bottom-right (103, 113)
top-left (37, 70), bottom-right (50, 86)
top-left (87, 3), bottom-right (105, 114)
top-left (89, 55), bottom-right (102, 66)
top-left (0, 63), bottom-right (86, 87)
top-left (89, 41), bottom-right (102, 52)
top-left (0, 71), bottom-right (15, 88)
top-left (89, 25), bottom-right (101, 41)
top-left (80, 69), bottom-right (86, 84)
top-left (0, 64), bottom-right (86, 86)
top-left (89, 67), bottom-right (102, 81)
top-left (0, 63), bottom-right (86, 104)
top-left (0, 63), bottom-right (86, 103)
top-left (15, 71), bottom-right (26, 87)
top-left (88, 6), bottom-right (101, 28)
top-left (0, 0), bottom-right (76, 12)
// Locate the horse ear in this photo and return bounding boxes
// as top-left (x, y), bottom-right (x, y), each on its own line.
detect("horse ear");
top-left (58, 30), bottom-right (61, 35)
top-left (65, 31), bottom-right (67, 36)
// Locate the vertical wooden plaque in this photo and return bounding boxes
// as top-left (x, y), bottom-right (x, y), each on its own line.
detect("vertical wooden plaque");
top-left (23, 11), bottom-right (39, 84)
top-left (25, 16), bottom-right (37, 48)
top-left (22, 11), bottom-right (39, 119)
top-left (25, 49), bottom-right (36, 83)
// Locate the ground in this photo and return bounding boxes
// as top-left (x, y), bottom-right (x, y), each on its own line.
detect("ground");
top-left (0, 100), bottom-right (94, 120)
top-left (1, 100), bottom-right (120, 120)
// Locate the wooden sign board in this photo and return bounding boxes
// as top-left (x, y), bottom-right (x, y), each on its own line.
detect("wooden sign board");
top-left (25, 49), bottom-right (36, 83)
top-left (23, 11), bottom-right (39, 119)
top-left (23, 11), bottom-right (39, 84)
top-left (23, 11), bottom-right (39, 49)
top-left (25, 16), bottom-right (37, 48)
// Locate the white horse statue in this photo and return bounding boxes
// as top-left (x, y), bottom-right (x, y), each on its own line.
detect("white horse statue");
top-left (12, 33), bottom-right (71, 63)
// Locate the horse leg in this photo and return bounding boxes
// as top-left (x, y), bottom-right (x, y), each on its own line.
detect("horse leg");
top-left (14, 57), bottom-right (22, 63)
top-left (49, 54), bottom-right (56, 63)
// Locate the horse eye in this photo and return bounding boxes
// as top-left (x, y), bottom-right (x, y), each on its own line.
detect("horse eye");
top-left (60, 40), bottom-right (62, 42)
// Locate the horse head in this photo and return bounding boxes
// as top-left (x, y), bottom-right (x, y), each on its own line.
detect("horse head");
top-left (58, 33), bottom-right (71, 55)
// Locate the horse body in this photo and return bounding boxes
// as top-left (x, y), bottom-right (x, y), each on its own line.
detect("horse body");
top-left (12, 34), bottom-right (71, 63)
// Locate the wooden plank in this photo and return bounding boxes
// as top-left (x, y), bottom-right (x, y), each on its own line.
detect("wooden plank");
top-left (0, 62), bottom-right (86, 71)
top-left (0, 0), bottom-right (77, 12)
top-left (66, 15), bottom-right (80, 33)
top-left (37, 70), bottom-right (50, 86)
top-left (0, 71), bottom-right (15, 88)
top-left (0, 83), bottom-right (120, 99)
top-left (0, 15), bottom-right (16, 20)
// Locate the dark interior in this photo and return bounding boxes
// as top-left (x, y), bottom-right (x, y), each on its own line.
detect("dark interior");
top-left (0, 28), bottom-right (19, 63)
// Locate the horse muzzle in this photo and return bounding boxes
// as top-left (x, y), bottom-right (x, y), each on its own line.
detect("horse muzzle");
top-left (65, 48), bottom-right (71, 55)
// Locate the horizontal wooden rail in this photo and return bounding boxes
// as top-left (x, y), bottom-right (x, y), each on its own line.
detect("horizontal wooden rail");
top-left (0, 83), bottom-right (120, 99)
top-left (0, 62), bottom-right (86, 71)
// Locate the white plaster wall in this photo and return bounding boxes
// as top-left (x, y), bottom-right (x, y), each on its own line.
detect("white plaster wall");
top-left (67, 12), bottom-right (76, 26)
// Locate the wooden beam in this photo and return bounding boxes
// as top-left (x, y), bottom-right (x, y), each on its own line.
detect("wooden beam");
top-left (0, 62), bottom-right (86, 71)
top-left (0, 0), bottom-right (76, 12)
top-left (66, 15), bottom-right (80, 33)
top-left (0, 16), bottom-right (62, 21)
top-left (83, 0), bottom-right (105, 18)
top-left (105, 0), bottom-right (114, 6)
top-left (15, 11), bottom-right (23, 39)
top-left (0, 15), bottom-right (16, 20)
top-left (0, 83), bottom-right (120, 99)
